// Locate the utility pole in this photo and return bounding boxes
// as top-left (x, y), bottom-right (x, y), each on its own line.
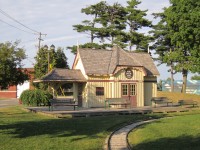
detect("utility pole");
top-left (38, 32), bottom-right (47, 51)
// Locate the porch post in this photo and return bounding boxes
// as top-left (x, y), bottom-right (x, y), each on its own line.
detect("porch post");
top-left (73, 83), bottom-right (78, 101)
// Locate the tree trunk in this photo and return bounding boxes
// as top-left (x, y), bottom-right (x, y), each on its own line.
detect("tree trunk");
top-left (181, 69), bottom-right (188, 93)
top-left (129, 43), bottom-right (132, 51)
top-left (170, 62), bottom-right (174, 92)
top-left (91, 32), bottom-right (94, 43)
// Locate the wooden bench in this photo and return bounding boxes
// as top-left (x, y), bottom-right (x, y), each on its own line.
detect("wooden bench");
top-left (105, 98), bottom-right (130, 109)
top-left (49, 98), bottom-right (78, 111)
top-left (178, 100), bottom-right (198, 107)
top-left (151, 97), bottom-right (173, 107)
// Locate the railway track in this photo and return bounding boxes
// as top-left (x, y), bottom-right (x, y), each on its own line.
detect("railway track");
top-left (106, 120), bottom-right (157, 150)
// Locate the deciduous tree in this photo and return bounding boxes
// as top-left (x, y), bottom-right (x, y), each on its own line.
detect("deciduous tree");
top-left (0, 41), bottom-right (28, 89)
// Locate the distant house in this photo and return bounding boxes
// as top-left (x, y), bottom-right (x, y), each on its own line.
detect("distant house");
top-left (37, 46), bottom-right (159, 108)
top-left (0, 68), bottom-right (34, 99)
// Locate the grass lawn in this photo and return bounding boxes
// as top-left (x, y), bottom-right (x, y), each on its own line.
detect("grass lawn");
top-left (128, 113), bottom-right (200, 150)
top-left (158, 91), bottom-right (200, 103)
top-left (0, 106), bottom-right (160, 150)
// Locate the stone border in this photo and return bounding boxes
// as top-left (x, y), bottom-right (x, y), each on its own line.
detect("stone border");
top-left (105, 119), bottom-right (158, 150)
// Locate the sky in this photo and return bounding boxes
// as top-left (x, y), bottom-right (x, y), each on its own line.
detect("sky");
top-left (0, 0), bottom-right (195, 80)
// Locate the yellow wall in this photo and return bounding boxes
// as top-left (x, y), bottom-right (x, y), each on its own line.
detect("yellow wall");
top-left (144, 77), bottom-right (157, 106)
top-left (84, 67), bottom-right (146, 107)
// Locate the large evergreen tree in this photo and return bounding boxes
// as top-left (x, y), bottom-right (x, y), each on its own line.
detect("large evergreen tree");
top-left (99, 2), bottom-right (127, 46)
top-left (69, 0), bottom-right (152, 54)
top-left (151, 11), bottom-right (176, 92)
top-left (0, 41), bottom-right (28, 89)
top-left (152, 0), bottom-right (200, 93)
top-left (73, 1), bottom-right (107, 43)
top-left (125, 0), bottom-right (152, 51)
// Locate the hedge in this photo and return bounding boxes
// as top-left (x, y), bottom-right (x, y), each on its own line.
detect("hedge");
top-left (20, 89), bottom-right (53, 106)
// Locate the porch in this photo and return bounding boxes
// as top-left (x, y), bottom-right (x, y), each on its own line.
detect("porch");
top-left (34, 69), bottom-right (87, 107)
top-left (26, 104), bottom-right (197, 118)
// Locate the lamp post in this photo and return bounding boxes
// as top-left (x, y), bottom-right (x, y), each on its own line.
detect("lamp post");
top-left (43, 44), bottom-right (55, 73)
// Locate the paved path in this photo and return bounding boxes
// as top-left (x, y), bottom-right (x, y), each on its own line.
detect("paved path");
top-left (0, 99), bottom-right (19, 108)
top-left (108, 120), bottom-right (157, 150)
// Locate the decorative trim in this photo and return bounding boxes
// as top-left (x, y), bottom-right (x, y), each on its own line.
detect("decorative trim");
top-left (88, 80), bottom-right (139, 83)
top-left (125, 68), bottom-right (133, 79)
top-left (88, 80), bottom-right (114, 82)
top-left (144, 80), bottom-right (157, 83)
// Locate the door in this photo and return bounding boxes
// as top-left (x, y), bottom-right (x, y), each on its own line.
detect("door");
top-left (121, 83), bottom-right (137, 107)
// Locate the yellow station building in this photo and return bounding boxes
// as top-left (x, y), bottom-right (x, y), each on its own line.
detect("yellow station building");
top-left (40, 46), bottom-right (159, 108)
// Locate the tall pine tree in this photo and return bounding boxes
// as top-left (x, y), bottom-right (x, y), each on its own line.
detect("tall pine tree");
top-left (69, 0), bottom-right (152, 54)
top-left (125, 0), bottom-right (152, 51)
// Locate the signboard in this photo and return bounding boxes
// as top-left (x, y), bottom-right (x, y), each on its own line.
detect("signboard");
top-left (125, 68), bottom-right (133, 79)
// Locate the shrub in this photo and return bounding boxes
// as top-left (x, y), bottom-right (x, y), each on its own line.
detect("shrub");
top-left (20, 89), bottom-right (53, 106)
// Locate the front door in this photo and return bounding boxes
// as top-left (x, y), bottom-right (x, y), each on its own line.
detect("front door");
top-left (121, 83), bottom-right (137, 107)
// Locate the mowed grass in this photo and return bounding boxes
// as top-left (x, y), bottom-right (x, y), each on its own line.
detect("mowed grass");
top-left (128, 113), bottom-right (200, 150)
top-left (157, 91), bottom-right (200, 103)
top-left (0, 106), bottom-right (158, 150)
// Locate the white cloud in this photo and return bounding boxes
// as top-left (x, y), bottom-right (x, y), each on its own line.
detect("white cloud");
top-left (43, 35), bottom-right (85, 43)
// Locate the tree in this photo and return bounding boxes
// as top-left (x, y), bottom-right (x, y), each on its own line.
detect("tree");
top-left (34, 46), bottom-right (69, 90)
top-left (67, 43), bottom-right (111, 54)
top-left (99, 2), bottom-right (127, 45)
top-left (191, 75), bottom-right (200, 80)
top-left (73, 1), bottom-right (108, 43)
top-left (0, 41), bottom-right (28, 89)
top-left (165, 0), bottom-right (200, 93)
top-left (125, 0), bottom-right (152, 51)
top-left (151, 12), bottom-right (176, 92)
top-left (69, 0), bottom-right (152, 54)
top-left (55, 47), bottom-right (69, 69)
top-left (152, 0), bottom-right (200, 93)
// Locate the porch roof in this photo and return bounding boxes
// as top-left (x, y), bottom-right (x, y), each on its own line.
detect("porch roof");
top-left (35, 68), bottom-right (86, 82)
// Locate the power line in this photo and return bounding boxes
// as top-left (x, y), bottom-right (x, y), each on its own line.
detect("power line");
top-left (0, 18), bottom-right (35, 34)
top-left (0, 8), bottom-right (39, 34)
top-left (0, 8), bottom-right (47, 50)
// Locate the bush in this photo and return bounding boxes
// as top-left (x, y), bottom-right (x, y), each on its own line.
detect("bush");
top-left (20, 89), bottom-right (53, 106)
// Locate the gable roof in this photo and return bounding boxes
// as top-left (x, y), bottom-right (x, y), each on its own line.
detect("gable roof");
top-left (129, 52), bottom-right (160, 76)
top-left (37, 68), bottom-right (86, 82)
top-left (78, 46), bottom-right (159, 76)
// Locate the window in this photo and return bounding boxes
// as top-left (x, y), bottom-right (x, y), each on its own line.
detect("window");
top-left (130, 84), bottom-right (136, 95)
top-left (96, 87), bottom-right (104, 96)
top-left (122, 84), bottom-right (128, 96)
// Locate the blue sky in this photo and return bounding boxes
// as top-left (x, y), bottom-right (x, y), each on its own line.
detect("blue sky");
top-left (0, 0), bottom-right (195, 80)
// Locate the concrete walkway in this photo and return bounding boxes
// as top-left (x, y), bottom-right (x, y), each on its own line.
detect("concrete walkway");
top-left (0, 99), bottom-right (19, 108)
top-left (107, 120), bottom-right (157, 150)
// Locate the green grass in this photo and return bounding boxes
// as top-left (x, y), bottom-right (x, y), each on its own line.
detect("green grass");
top-left (128, 113), bottom-right (200, 150)
top-left (0, 93), bottom-right (200, 150)
top-left (0, 106), bottom-right (159, 150)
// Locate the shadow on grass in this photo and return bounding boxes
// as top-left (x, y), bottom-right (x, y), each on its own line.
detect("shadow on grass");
top-left (131, 135), bottom-right (200, 150)
top-left (0, 114), bottom-right (157, 141)
top-left (0, 118), bottom-right (107, 139)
